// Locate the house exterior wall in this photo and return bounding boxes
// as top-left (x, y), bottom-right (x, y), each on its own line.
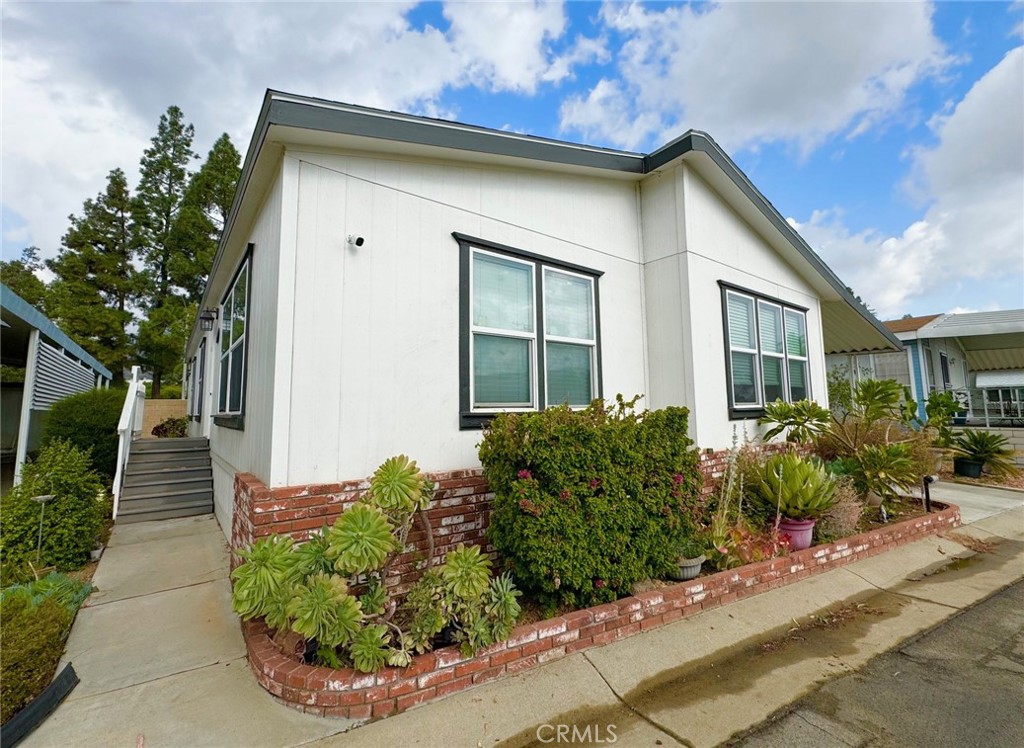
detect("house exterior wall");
top-left (667, 164), bottom-right (827, 446)
top-left (279, 149), bottom-right (648, 484)
top-left (189, 169), bottom-right (285, 533)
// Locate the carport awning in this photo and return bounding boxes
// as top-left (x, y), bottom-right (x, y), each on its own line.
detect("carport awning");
top-left (975, 370), bottom-right (1024, 389)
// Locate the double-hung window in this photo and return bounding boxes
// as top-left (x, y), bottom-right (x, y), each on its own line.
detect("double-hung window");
top-left (458, 233), bottom-right (601, 428)
top-left (216, 251), bottom-right (251, 426)
top-left (722, 283), bottom-right (809, 416)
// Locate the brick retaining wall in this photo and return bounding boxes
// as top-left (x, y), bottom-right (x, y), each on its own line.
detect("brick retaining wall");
top-left (234, 460), bottom-right (961, 721)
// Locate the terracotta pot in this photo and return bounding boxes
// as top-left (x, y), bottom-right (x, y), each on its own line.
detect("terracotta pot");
top-left (668, 554), bottom-right (705, 581)
top-left (779, 518), bottom-right (816, 550)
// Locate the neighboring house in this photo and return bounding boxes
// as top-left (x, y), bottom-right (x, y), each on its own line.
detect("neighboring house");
top-left (183, 90), bottom-right (900, 536)
top-left (0, 283), bottom-right (113, 490)
top-left (827, 310), bottom-right (1024, 423)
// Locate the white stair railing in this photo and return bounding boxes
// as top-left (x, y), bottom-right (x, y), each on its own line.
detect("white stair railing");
top-left (112, 366), bottom-right (147, 519)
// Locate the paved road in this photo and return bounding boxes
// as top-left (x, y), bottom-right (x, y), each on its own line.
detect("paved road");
top-left (733, 581), bottom-right (1024, 748)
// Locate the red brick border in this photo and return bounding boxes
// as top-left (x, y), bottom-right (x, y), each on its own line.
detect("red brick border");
top-left (241, 500), bottom-right (960, 721)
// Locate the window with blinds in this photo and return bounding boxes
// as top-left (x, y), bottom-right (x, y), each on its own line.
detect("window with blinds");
top-left (460, 237), bottom-right (601, 426)
top-left (723, 287), bottom-right (809, 414)
top-left (218, 255), bottom-right (250, 418)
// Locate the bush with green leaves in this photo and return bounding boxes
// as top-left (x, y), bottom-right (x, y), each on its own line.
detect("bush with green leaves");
top-left (42, 387), bottom-right (125, 480)
top-left (230, 455), bottom-right (520, 672)
top-left (0, 440), bottom-right (106, 571)
top-left (479, 396), bottom-right (702, 609)
top-left (758, 400), bottom-right (831, 443)
top-left (0, 572), bottom-right (90, 724)
top-left (151, 416), bottom-right (189, 438)
top-left (750, 453), bottom-right (838, 520)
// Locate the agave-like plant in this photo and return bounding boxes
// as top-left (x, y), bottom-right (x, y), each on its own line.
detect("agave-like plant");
top-left (286, 572), bottom-right (363, 647)
top-left (442, 544), bottom-right (492, 599)
top-left (368, 455), bottom-right (429, 513)
top-left (753, 454), bottom-right (838, 520)
top-left (231, 535), bottom-right (298, 620)
top-left (326, 503), bottom-right (397, 575)
top-left (954, 429), bottom-right (1019, 477)
top-left (349, 623), bottom-right (390, 672)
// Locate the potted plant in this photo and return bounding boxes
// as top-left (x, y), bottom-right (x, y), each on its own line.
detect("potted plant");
top-left (668, 537), bottom-right (706, 581)
top-left (952, 430), bottom-right (1018, 479)
top-left (752, 454), bottom-right (838, 550)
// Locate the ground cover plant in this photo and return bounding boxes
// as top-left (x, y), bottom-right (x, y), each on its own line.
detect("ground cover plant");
top-left (151, 416), bottom-right (188, 438)
top-left (0, 440), bottom-right (106, 573)
top-left (231, 455), bottom-right (521, 671)
top-left (480, 396), bottom-right (703, 609)
top-left (0, 573), bottom-right (92, 724)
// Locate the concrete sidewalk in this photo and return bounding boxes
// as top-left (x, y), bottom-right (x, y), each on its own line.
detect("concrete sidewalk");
top-left (24, 486), bottom-right (1024, 748)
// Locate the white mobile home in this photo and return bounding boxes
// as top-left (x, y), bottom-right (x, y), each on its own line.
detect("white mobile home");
top-left (184, 91), bottom-right (900, 535)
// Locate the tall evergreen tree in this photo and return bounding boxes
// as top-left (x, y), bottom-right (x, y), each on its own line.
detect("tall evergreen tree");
top-left (47, 169), bottom-right (139, 382)
top-left (168, 133), bottom-right (241, 303)
top-left (0, 246), bottom-right (48, 311)
top-left (133, 106), bottom-right (197, 395)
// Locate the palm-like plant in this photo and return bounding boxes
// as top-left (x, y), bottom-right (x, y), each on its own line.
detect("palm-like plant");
top-left (954, 430), bottom-right (1019, 477)
top-left (326, 503), bottom-right (397, 575)
top-left (851, 443), bottom-right (918, 500)
top-left (752, 454), bottom-right (838, 520)
top-left (759, 399), bottom-right (831, 443)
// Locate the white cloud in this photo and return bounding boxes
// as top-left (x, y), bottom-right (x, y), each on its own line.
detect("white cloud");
top-left (796, 47), bottom-right (1024, 318)
top-left (1, 1), bottom-right (583, 258)
top-left (561, 1), bottom-right (952, 152)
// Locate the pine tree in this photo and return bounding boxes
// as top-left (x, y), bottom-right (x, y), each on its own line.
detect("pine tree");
top-left (0, 247), bottom-right (48, 311)
top-left (47, 169), bottom-right (139, 382)
top-left (168, 133), bottom-right (241, 303)
top-left (133, 106), bottom-right (197, 395)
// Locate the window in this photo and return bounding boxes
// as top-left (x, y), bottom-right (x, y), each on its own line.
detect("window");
top-left (721, 283), bottom-right (809, 417)
top-left (187, 357), bottom-right (197, 418)
top-left (457, 233), bottom-right (601, 429)
top-left (196, 338), bottom-right (206, 419)
top-left (216, 249), bottom-right (251, 427)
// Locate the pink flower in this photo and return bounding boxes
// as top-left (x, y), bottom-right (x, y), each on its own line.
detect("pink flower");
top-left (593, 578), bottom-right (606, 589)
top-left (559, 490), bottom-right (571, 500)
top-left (517, 469), bottom-right (533, 480)
top-left (589, 479), bottom-right (600, 489)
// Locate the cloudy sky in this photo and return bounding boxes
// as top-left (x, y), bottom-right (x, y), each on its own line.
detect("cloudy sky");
top-left (2, 1), bottom-right (1022, 319)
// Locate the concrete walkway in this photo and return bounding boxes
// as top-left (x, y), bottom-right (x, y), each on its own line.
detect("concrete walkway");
top-left (24, 484), bottom-right (1024, 748)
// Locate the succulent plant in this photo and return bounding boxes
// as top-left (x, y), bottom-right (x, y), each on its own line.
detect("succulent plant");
top-left (349, 623), bottom-right (390, 672)
top-left (230, 535), bottom-right (298, 621)
top-left (753, 453), bottom-right (838, 520)
top-left (953, 430), bottom-right (1018, 476)
top-left (326, 503), bottom-right (397, 575)
top-left (286, 572), bottom-right (363, 647)
top-left (367, 454), bottom-right (430, 513)
top-left (442, 544), bottom-right (492, 599)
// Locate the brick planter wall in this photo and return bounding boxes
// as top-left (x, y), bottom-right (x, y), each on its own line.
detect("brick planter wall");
top-left (240, 500), bottom-right (960, 721)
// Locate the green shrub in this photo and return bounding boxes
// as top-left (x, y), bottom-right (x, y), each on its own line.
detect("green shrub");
top-left (42, 388), bottom-right (124, 480)
top-left (152, 384), bottom-right (182, 399)
top-left (0, 440), bottom-right (106, 571)
top-left (151, 416), bottom-right (189, 438)
top-left (1, 572), bottom-right (93, 614)
top-left (479, 396), bottom-right (703, 609)
top-left (0, 595), bottom-right (73, 723)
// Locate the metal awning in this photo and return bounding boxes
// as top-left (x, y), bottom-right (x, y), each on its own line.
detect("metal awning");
top-left (918, 311), bottom-right (1024, 372)
top-left (975, 370), bottom-right (1024, 389)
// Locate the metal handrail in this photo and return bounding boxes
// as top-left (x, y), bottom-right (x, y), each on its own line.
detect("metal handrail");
top-left (112, 366), bottom-right (146, 519)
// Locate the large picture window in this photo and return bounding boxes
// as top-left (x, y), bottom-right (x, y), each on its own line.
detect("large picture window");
top-left (457, 233), bottom-right (601, 429)
top-left (217, 250), bottom-right (251, 425)
top-left (722, 283), bottom-right (810, 417)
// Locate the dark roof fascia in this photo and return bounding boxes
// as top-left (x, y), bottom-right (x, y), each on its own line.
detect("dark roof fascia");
top-left (648, 131), bottom-right (902, 352)
top-left (0, 283), bottom-right (113, 379)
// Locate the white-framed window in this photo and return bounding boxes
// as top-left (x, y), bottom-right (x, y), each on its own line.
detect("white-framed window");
top-left (722, 284), bottom-right (810, 415)
top-left (218, 254), bottom-right (249, 418)
top-left (457, 234), bottom-right (601, 428)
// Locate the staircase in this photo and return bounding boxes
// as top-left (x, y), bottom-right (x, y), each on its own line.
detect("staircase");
top-left (117, 437), bottom-right (213, 523)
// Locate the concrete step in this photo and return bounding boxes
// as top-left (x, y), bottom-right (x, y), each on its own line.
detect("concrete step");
top-left (122, 477), bottom-right (213, 498)
top-left (123, 467), bottom-right (212, 487)
top-left (116, 504), bottom-right (213, 524)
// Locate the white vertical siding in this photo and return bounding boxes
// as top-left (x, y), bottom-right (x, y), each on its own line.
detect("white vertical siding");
top-left (284, 150), bottom-right (647, 483)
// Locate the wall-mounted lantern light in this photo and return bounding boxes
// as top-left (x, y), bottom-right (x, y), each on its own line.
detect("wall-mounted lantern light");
top-left (199, 309), bottom-right (218, 332)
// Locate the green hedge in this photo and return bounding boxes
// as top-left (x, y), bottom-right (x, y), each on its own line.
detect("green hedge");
top-left (0, 440), bottom-right (106, 571)
top-left (0, 595), bottom-right (72, 724)
top-left (479, 398), bottom-right (703, 609)
top-left (42, 388), bottom-right (124, 480)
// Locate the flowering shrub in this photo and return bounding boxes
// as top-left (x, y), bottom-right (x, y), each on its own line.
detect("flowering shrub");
top-left (479, 396), bottom-right (703, 609)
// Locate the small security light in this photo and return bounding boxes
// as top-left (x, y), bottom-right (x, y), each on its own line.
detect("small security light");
top-left (347, 235), bottom-right (365, 248)
top-left (199, 308), bottom-right (218, 332)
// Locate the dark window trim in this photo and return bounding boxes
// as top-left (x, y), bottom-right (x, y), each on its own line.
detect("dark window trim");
top-left (215, 243), bottom-right (254, 430)
top-left (718, 280), bottom-right (810, 421)
top-left (197, 337), bottom-right (207, 418)
top-left (455, 232), bottom-right (603, 430)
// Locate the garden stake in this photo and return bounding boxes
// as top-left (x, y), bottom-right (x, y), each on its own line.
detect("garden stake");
top-left (31, 494), bottom-right (56, 564)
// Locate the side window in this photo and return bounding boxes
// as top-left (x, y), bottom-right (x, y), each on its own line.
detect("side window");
top-left (458, 234), bottom-right (602, 429)
top-left (722, 284), bottom-right (810, 417)
top-left (217, 252), bottom-right (250, 422)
